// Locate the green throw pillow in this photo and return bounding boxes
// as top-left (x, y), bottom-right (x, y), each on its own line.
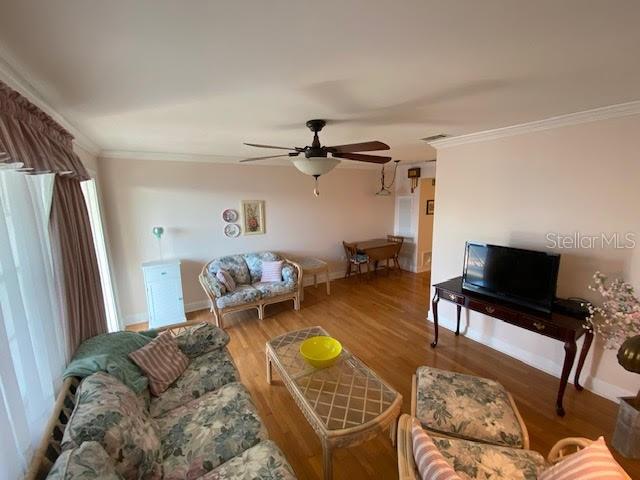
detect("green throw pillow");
top-left (64, 331), bottom-right (153, 393)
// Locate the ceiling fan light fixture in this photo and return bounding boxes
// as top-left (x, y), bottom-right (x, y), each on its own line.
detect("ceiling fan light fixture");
top-left (292, 157), bottom-right (340, 177)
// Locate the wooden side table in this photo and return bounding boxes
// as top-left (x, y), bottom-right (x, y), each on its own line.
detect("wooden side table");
top-left (298, 257), bottom-right (330, 301)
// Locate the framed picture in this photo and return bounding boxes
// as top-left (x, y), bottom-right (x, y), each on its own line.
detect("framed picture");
top-left (241, 200), bottom-right (266, 235)
top-left (426, 199), bottom-right (435, 215)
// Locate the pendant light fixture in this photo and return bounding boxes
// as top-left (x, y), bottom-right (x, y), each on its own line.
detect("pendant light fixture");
top-left (375, 160), bottom-right (400, 196)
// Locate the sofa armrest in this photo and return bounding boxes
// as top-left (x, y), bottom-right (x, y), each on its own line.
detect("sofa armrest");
top-left (547, 437), bottom-right (593, 465)
top-left (397, 414), bottom-right (419, 480)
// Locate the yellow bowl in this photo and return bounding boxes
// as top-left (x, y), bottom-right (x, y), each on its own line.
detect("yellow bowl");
top-left (299, 336), bottom-right (343, 369)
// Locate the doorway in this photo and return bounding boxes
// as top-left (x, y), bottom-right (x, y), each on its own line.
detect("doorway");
top-left (416, 178), bottom-right (436, 272)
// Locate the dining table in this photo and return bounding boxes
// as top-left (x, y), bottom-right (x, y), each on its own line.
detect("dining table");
top-left (354, 238), bottom-right (401, 272)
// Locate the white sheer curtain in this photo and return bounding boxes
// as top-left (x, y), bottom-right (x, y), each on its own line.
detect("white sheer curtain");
top-left (0, 164), bottom-right (67, 479)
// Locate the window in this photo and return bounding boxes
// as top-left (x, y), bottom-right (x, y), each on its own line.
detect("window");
top-left (0, 167), bottom-right (66, 478)
top-left (81, 178), bottom-right (120, 332)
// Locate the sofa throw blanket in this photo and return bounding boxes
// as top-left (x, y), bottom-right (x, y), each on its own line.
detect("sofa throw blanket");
top-left (64, 331), bottom-right (153, 393)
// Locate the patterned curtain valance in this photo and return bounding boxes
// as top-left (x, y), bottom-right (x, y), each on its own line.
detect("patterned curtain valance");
top-left (0, 80), bottom-right (88, 180)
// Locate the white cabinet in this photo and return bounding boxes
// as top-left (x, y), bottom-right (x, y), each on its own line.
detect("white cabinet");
top-left (142, 259), bottom-right (186, 328)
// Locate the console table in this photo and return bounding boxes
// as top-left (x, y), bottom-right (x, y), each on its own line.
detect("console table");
top-left (431, 277), bottom-right (593, 416)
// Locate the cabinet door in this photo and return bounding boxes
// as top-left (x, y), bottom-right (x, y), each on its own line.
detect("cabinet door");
top-left (147, 277), bottom-right (185, 328)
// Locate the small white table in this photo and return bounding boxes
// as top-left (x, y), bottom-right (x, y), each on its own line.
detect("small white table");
top-left (298, 257), bottom-right (330, 301)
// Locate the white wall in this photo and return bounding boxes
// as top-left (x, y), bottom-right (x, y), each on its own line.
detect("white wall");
top-left (430, 113), bottom-right (640, 401)
top-left (98, 157), bottom-right (395, 324)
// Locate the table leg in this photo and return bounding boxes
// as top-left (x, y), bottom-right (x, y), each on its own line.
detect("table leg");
top-left (325, 268), bottom-right (331, 295)
top-left (574, 331), bottom-right (594, 391)
top-left (455, 304), bottom-right (461, 336)
top-left (431, 292), bottom-right (439, 348)
top-left (389, 417), bottom-right (398, 447)
top-left (322, 440), bottom-right (333, 480)
top-left (266, 352), bottom-right (272, 385)
top-left (556, 339), bottom-right (577, 416)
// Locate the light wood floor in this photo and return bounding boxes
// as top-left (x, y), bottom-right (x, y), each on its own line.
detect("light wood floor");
top-left (133, 271), bottom-right (639, 479)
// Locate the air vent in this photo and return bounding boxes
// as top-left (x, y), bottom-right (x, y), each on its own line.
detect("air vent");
top-left (421, 134), bottom-right (448, 143)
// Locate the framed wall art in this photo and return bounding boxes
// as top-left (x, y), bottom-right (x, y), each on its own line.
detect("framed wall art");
top-left (426, 199), bottom-right (435, 215)
top-left (241, 200), bottom-right (265, 235)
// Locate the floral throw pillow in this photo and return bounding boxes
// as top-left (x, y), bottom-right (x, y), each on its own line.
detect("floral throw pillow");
top-left (62, 372), bottom-right (163, 480)
top-left (47, 441), bottom-right (123, 480)
top-left (129, 332), bottom-right (190, 396)
top-left (173, 322), bottom-right (230, 358)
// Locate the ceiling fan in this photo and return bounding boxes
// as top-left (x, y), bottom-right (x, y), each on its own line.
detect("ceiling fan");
top-left (242, 119), bottom-right (392, 196)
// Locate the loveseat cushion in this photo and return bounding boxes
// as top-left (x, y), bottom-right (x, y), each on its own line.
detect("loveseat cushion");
top-left (47, 441), bottom-right (123, 480)
top-left (202, 272), bottom-right (226, 297)
top-left (207, 255), bottom-right (251, 285)
top-left (253, 281), bottom-right (295, 298)
top-left (201, 440), bottom-right (297, 480)
top-left (156, 382), bottom-right (267, 480)
top-left (432, 436), bottom-right (545, 480)
top-left (242, 252), bottom-right (282, 283)
top-left (61, 372), bottom-right (163, 480)
top-left (415, 366), bottom-right (526, 448)
top-left (150, 348), bottom-right (239, 418)
top-left (215, 284), bottom-right (261, 309)
top-left (173, 323), bottom-right (230, 359)
top-left (281, 262), bottom-right (298, 286)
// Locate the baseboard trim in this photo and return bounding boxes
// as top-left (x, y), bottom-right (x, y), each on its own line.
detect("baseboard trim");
top-left (426, 310), bottom-right (634, 403)
top-left (124, 266), bottom-right (413, 326)
top-left (123, 299), bottom-right (210, 326)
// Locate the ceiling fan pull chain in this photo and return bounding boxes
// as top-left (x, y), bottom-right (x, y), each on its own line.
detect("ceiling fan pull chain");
top-left (313, 175), bottom-right (320, 197)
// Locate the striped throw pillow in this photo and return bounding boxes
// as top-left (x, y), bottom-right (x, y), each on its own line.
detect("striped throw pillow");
top-left (261, 260), bottom-right (284, 282)
top-left (216, 269), bottom-right (236, 291)
top-left (539, 437), bottom-right (627, 480)
top-left (128, 332), bottom-right (190, 396)
top-left (411, 419), bottom-right (461, 480)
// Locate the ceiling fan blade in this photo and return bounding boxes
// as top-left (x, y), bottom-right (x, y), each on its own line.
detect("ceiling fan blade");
top-left (244, 143), bottom-right (298, 151)
top-left (328, 141), bottom-right (390, 153)
top-left (332, 153), bottom-right (392, 164)
top-left (240, 154), bottom-right (292, 163)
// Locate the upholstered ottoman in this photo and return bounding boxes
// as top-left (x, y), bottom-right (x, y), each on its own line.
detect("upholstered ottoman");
top-left (411, 366), bottom-right (529, 449)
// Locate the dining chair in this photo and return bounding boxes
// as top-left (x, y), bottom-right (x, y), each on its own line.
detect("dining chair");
top-left (387, 235), bottom-right (404, 271)
top-left (343, 241), bottom-right (370, 279)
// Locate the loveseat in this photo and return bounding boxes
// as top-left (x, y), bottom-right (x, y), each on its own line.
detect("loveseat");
top-left (29, 323), bottom-right (296, 480)
top-left (199, 252), bottom-right (302, 328)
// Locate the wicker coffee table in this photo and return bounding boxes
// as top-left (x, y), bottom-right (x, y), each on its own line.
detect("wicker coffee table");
top-left (266, 326), bottom-right (402, 480)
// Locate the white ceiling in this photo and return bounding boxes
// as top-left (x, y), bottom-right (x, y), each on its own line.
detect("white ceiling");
top-left (1, 0), bottom-right (640, 163)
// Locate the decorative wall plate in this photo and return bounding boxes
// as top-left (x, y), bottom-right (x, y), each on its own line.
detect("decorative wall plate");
top-left (224, 223), bottom-right (241, 238)
top-left (222, 209), bottom-right (239, 223)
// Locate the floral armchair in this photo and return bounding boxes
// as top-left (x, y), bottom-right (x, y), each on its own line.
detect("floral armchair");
top-left (199, 252), bottom-right (302, 328)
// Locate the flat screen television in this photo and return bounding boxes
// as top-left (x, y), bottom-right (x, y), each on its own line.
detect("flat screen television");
top-left (462, 242), bottom-right (560, 313)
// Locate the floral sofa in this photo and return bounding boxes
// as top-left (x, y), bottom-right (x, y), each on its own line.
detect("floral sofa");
top-left (199, 252), bottom-right (302, 328)
top-left (38, 323), bottom-right (297, 480)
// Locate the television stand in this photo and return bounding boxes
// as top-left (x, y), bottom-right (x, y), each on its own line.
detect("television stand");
top-left (431, 277), bottom-right (593, 417)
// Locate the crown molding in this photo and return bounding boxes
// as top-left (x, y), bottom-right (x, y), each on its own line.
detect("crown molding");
top-left (99, 149), bottom-right (381, 169)
top-left (100, 149), bottom-right (240, 163)
top-left (429, 100), bottom-right (640, 149)
top-left (0, 46), bottom-right (101, 156)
